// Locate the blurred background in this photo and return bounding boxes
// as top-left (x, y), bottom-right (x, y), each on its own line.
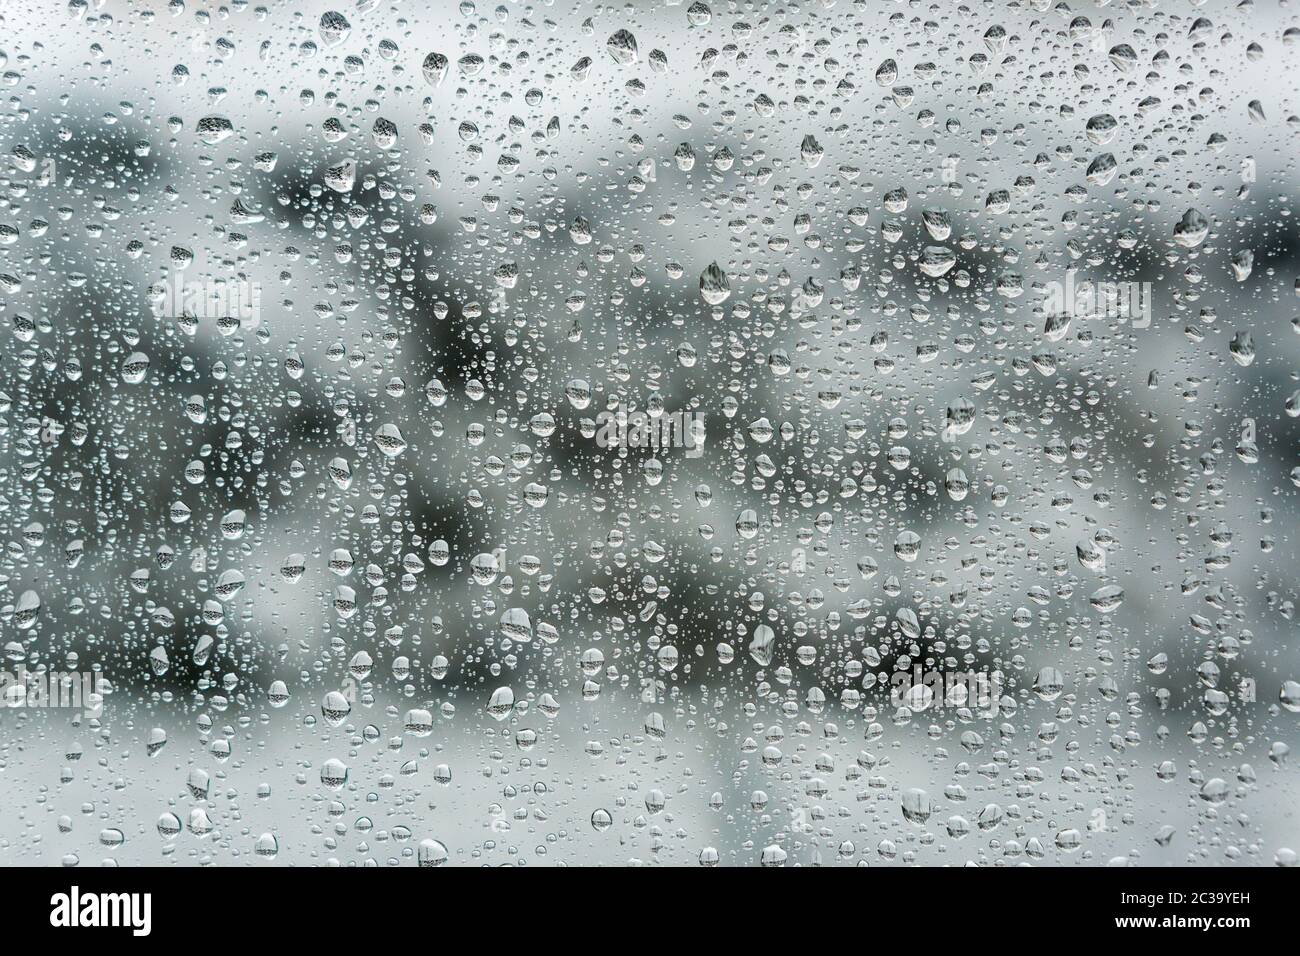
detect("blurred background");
top-left (0, 0), bottom-right (1297, 865)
